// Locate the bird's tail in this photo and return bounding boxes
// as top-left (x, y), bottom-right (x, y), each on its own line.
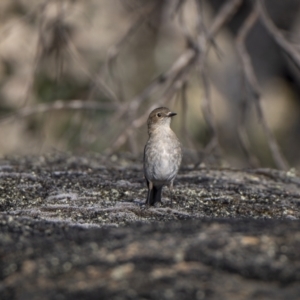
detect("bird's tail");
top-left (146, 186), bottom-right (162, 206)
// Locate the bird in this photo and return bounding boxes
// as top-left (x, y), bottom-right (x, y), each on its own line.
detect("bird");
top-left (143, 107), bottom-right (182, 206)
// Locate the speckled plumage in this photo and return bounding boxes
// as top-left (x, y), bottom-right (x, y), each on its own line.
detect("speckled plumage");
top-left (144, 107), bottom-right (182, 206)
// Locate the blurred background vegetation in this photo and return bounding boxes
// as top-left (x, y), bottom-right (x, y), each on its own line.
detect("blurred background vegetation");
top-left (0, 0), bottom-right (300, 169)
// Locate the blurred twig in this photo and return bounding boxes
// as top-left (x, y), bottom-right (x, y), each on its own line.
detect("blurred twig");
top-left (236, 7), bottom-right (289, 170)
top-left (0, 100), bottom-right (115, 123)
top-left (107, 0), bottom-right (243, 154)
top-left (88, 1), bottom-right (163, 107)
top-left (1, 0), bottom-right (297, 168)
top-left (195, 0), bottom-right (219, 161)
top-left (236, 10), bottom-right (260, 167)
top-left (180, 82), bottom-right (201, 159)
top-left (106, 48), bottom-right (197, 153)
top-left (105, 1), bottom-right (161, 103)
top-left (106, 104), bottom-right (158, 153)
top-left (257, 0), bottom-right (300, 71)
top-left (21, 0), bottom-right (50, 106)
top-left (207, 0), bottom-right (242, 38)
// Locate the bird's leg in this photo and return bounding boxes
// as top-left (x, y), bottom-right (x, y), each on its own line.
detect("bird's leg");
top-left (169, 181), bottom-right (173, 207)
top-left (146, 180), bottom-right (153, 207)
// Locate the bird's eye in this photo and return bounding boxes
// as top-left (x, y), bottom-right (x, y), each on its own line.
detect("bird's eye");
top-left (157, 113), bottom-right (162, 118)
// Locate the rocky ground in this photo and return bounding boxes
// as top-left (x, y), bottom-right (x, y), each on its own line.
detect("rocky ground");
top-left (1, 153), bottom-right (300, 299)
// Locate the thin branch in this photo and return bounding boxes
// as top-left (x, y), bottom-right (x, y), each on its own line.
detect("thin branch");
top-left (0, 100), bottom-right (116, 123)
top-left (257, 0), bottom-right (300, 70)
top-left (195, 0), bottom-right (223, 60)
top-left (65, 35), bottom-right (120, 104)
top-left (129, 48), bottom-right (197, 112)
top-left (105, 2), bottom-right (161, 102)
top-left (106, 105), bottom-right (158, 154)
top-left (236, 8), bottom-right (289, 170)
top-left (180, 82), bottom-right (201, 157)
top-left (21, 0), bottom-right (50, 106)
top-left (107, 0), bottom-right (244, 154)
top-left (108, 48), bottom-right (196, 129)
top-left (88, 1), bottom-right (162, 104)
top-left (236, 10), bottom-right (260, 167)
top-left (107, 51), bottom-right (197, 154)
top-left (208, 0), bottom-right (243, 39)
top-left (194, 0), bottom-right (239, 162)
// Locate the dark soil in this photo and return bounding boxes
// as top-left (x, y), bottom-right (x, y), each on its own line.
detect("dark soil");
top-left (1, 153), bottom-right (300, 299)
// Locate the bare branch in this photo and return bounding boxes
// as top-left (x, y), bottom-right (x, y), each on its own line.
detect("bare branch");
top-left (21, 0), bottom-right (50, 106)
top-left (1, 100), bottom-right (116, 123)
top-left (236, 8), bottom-right (289, 170)
top-left (208, 0), bottom-right (243, 38)
top-left (2, 0), bottom-right (296, 168)
top-left (107, 0), bottom-right (244, 154)
top-left (65, 36), bottom-right (120, 104)
top-left (180, 82), bottom-right (201, 158)
top-left (106, 104), bottom-right (158, 154)
top-left (236, 10), bottom-right (260, 167)
top-left (193, 0), bottom-right (243, 163)
top-left (257, 0), bottom-right (300, 70)
top-left (103, 1), bottom-right (162, 103)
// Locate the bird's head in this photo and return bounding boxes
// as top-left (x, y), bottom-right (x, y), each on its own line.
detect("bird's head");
top-left (147, 107), bottom-right (177, 134)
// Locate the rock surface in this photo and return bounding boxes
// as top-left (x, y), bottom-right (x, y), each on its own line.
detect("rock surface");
top-left (1, 153), bottom-right (300, 299)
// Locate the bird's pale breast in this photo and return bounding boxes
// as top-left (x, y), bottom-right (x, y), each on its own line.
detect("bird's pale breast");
top-left (144, 129), bottom-right (181, 186)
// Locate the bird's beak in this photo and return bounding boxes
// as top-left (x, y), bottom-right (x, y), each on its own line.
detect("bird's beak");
top-left (168, 112), bottom-right (177, 117)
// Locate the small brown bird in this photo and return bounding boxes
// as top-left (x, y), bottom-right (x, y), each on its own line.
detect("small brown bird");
top-left (144, 107), bottom-right (182, 206)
